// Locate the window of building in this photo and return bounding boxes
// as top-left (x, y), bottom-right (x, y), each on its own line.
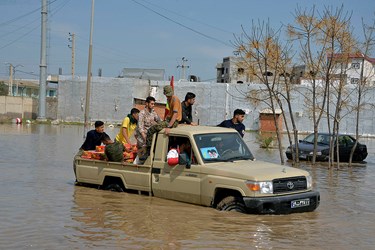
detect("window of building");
top-left (47, 89), bottom-right (57, 97)
top-left (350, 78), bottom-right (359, 84)
top-left (351, 62), bottom-right (360, 69)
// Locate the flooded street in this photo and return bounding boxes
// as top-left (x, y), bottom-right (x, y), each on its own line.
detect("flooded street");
top-left (0, 124), bottom-right (374, 249)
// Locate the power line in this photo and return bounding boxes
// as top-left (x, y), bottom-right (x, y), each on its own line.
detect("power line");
top-left (17, 69), bottom-right (39, 77)
top-left (0, 25), bottom-right (40, 50)
top-left (131, 0), bottom-right (234, 48)
top-left (0, 0), bottom-right (71, 50)
top-left (139, 0), bottom-right (234, 35)
top-left (0, 14), bottom-right (40, 40)
top-left (0, 0), bottom-right (60, 27)
top-left (0, 7), bottom-right (41, 27)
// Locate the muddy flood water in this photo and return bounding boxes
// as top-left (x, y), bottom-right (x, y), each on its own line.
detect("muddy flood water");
top-left (0, 124), bottom-right (374, 249)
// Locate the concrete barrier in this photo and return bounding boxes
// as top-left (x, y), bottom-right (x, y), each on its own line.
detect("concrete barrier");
top-left (0, 96), bottom-right (57, 120)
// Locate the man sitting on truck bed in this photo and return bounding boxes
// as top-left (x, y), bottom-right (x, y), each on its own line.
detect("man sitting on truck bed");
top-left (74, 120), bottom-right (113, 179)
top-left (115, 108), bottom-right (140, 145)
top-left (80, 120), bottom-right (113, 151)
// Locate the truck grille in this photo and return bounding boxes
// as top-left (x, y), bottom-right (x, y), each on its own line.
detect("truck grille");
top-left (273, 176), bottom-right (307, 194)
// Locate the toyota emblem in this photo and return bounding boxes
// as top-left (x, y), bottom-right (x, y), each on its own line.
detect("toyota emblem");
top-left (287, 181), bottom-right (294, 190)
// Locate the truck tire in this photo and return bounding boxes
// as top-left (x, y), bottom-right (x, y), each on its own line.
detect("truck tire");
top-left (104, 183), bottom-right (124, 192)
top-left (217, 196), bottom-right (246, 213)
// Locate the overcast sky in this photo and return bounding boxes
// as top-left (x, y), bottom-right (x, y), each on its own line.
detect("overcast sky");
top-left (0, 0), bottom-right (374, 82)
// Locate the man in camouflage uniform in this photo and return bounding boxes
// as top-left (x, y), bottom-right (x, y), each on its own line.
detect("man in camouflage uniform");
top-left (140, 85), bottom-right (182, 160)
top-left (135, 96), bottom-right (161, 148)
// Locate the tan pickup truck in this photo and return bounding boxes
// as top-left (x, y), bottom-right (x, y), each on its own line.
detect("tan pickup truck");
top-left (74, 125), bottom-right (320, 214)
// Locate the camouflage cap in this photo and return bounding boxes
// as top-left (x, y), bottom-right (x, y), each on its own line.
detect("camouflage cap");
top-left (163, 85), bottom-right (174, 97)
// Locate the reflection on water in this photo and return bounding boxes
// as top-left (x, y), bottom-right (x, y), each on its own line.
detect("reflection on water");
top-left (0, 124), bottom-right (374, 249)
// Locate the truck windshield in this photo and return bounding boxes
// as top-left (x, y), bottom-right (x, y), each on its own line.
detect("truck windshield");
top-left (194, 133), bottom-right (254, 163)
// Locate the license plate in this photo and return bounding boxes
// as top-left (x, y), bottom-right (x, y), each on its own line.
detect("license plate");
top-left (291, 198), bottom-right (310, 208)
top-left (299, 154), bottom-right (307, 159)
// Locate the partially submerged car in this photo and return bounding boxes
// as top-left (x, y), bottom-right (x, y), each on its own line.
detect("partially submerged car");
top-left (285, 133), bottom-right (368, 162)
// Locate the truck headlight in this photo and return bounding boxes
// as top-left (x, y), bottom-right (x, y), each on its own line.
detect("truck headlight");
top-left (306, 175), bottom-right (312, 189)
top-left (246, 181), bottom-right (273, 194)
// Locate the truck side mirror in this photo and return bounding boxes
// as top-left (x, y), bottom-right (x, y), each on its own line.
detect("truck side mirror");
top-left (179, 154), bottom-right (191, 169)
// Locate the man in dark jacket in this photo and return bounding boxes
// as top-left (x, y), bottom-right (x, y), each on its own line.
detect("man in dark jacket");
top-left (180, 92), bottom-right (197, 125)
top-left (80, 121), bottom-right (113, 150)
top-left (217, 109), bottom-right (246, 137)
top-left (75, 121), bottom-right (113, 179)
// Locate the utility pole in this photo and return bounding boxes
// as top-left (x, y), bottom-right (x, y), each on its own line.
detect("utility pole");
top-left (177, 57), bottom-right (189, 80)
top-left (37, 0), bottom-right (47, 121)
top-left (84, 0), bottom-right (95, 136)
top-left (9, 64), bottom-right (13, 96)
top-left (7, 63), bottom-right (23, 96)
top-left (68, 32), bottom-right (75, 78)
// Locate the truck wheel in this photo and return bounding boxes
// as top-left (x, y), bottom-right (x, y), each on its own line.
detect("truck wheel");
top-left (217, 196), bottom-right (246, 213)
top-left (104, 183), bottom-right (124, 192)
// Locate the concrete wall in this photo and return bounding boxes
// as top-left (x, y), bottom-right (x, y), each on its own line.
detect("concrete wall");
top-left (17, 75), bottom-right (374, 136)
top-left (0, 96), bottom-right (57, 120)
top-left (0, 96), bottom-right (38, 120)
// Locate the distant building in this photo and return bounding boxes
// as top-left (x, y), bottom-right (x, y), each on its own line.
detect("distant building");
top-left (216, 53), bottom-right (375, 86)
top-left (328, 53), bottom-right (375, 86)
top-left (216, 56), bottom-right (306, 84)
top-left (216, 56), bottom-right (248, 84)
top-left (0, 77), bottom-right (58, 98)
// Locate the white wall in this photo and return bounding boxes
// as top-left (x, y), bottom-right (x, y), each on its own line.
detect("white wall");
top-left (57, 76), bottom-right (375, 135)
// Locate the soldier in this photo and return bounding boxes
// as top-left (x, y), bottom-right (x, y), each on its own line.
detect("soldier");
top-left (140, 85), bottom-right (182, 160)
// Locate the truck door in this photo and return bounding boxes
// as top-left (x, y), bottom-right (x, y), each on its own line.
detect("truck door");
top-left (151, 135), bottom-right (201, 204)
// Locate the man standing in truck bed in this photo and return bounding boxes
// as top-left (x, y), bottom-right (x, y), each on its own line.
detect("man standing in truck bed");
top-left (140, 85), bottom-right (182, 160)
top-left (135, 96), bottom-right (161, 163)
top-left (180, 92), bottom-right (197, 125)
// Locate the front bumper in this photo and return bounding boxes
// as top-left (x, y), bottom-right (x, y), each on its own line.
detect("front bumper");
top-left (286, 152), bottom-right (328, 161)
top-left (243, 190), bottom-right (320, 214)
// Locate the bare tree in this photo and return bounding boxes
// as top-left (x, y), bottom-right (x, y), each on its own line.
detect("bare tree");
top-left (288, 5), bottom-right (356, 166)
top-left (348, 17), bottom-right (375, 165)
top-left (233, 20), bottom-right (294, 164)
top-left (318, 6), bottom-right (358, 167)
top-left (288, 6), bottom-right (330, 164)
